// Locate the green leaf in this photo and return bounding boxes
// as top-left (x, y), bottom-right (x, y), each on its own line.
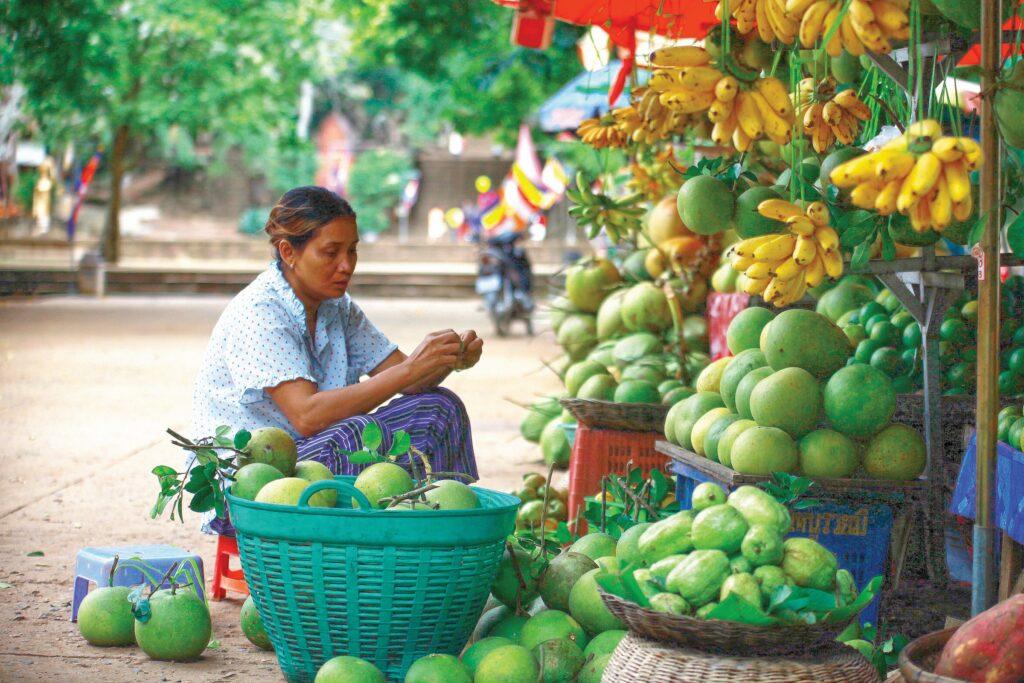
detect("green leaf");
top-left (0, 582), bottom-right (11, 589)
top-left (768, 584), bottom-right (793, 611)
top-left (1007, 211), bottom-right (1024, 257)
top-left (206, 638), bottom-right (222, 650)
top-left (650, 469), bottom-right (668, 505)
top-left (26, 551), bottom-right (44, 557)
top-left (362, 423), bottom-right (383, 452)
top-left (880, 227), bottom-right (896, 261)
top-left (214, 436), bottom-right (234, 448)
top-left (554, 522), bottom-right (573, 545)
top-left (851, 239), bottom-right (873, 270)
top-left (188, 486), bottom-right (216, 513)
top-left (706, 593), bottom-right (779, 625)
top-left (823, 575), bottom-right (884, 623)
top-left (212, 489), bottom-right (226, 518)
top-left (388, 430), bottom-right (411, 456)
top-left (215, 425), bottom-right (231, 438)
top-left (195, 448), bottom-right (219, 466)
top-left (233, 429), bottom-right (251, 450)
top-left (347, 449), bottom-right (380, 465)
top-left (967, 210), bottom-right (989, 247)
top-left (151, 493), bottom-right (174, 519)
top-left (152, 465), bottom-right (178, 478)
top-left (594, 563), bottom-right (650, 608)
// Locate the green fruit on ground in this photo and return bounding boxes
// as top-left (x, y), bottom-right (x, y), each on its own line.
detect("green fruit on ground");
top-left (831, 51), bottom-right (863, 84)
top-left (730, 426), bottom-right (799, 476)
top-left (577, 654), bottom-right (612, 683)
top-left (720, 572), bottom-right (764, 610)
top-left (595, 289), bottom-right (628, 341)
top-left (352, 462), bottom-right (414, 509)
top-left (798, 429), bottom-right (860, 478)
top-left (462, 637), bottom-right (515, 675)
top-left (749, 367), bottom-right (822, 439)
top-left (475, 645), bottom-right (539, 683)
top-left (240, 595), bottom-right (273, 650)
top-left (666, 549), bottom-right (731, 607)
top-left (727, 307), bottom-right (775, 355)
top-left (735, 366), bottom-right (773, 420)
top-left (294, 460), bottom-right (337, 507)
top-left (584, 629), bottom-right (626, 659)
top-left (649, 592), bottom-right (691, 615)
top-left (753, 565), bottom-right (790, 601)
top-left (678, 175), bottom-right (735, 235)
top-left (242, 427), bottom-right (298, 476)
top-left (255, 477), bottom-right (313, 507)
top-left (539, 552), bottom-right (597, 613)
top-left (566, 360), bottom-right (608, 397)
top-left (762, 309), bottom-right (851, 378)
top-left (621, 363), bottom-right (665, 385)
top-left (613, 332), bottom-right (661, 367)
top-left (695, 356), bottom-right (733, 393)
top-left (705, 413), bottom-right (744, 463)
top-left (622, 250), bottom-right (652, 283)
top-left (718, 419), bottom-right (757, 468)
top-left (577, 374), bottom-right (617, 401)
top-left (314, 656), bottom-right (386, 683)
top-left (77, 586), bottom-right (135, 646)
top-left (647, 194), bottom-right (691, 246)
top-left (492, 545), bottom-right (541, 608)
top-left (621, 282), bottom-right (673, 333)
top-left (727, 485), bottom-right (792, 535)
top-left (638, 510), bottom-right (697, 564)
top-left (566, 259), bottom-right (623, 313)
top-left (613, 379), bottom-right (661, 404)
top-left (615, 522), bottom-right (654, 566)
top-left (425, 480), bottom-right (479, 510)
top-left (691, 482), bottom-right (727, 511)
top-left (741, 524), bottom-right (785, 568)
top-left (781, 537), bottom-right (838, 591)
top-left (568, 568), bottom-right (625, 634)
top-left (819, 147), bottom-right (866, 193)
top-left (662, 386), bottom-right (694, 406)
top-left (734, 186), bottom-right (784, 238)
top-left (556, 314), bottom-right (598, 361)
top-left (532, 637), bottom-right (584, 682)
top-left (823, 364), bottom-right (896, 438)
top-left (691, 407), bottom-right (733, 456)
top-left (816, 281), bottom-right (875, 323)
top-left (232, 463), bottom-right (285, 501)
top-left (540, 420), bottom-right (571, 469)
top-left (569, 533), bottom-right (618, 562)
top-left (862, 424), bottom-right (926, 480)
top-left (720, 349), bottom-right (768, 410)
top-left (134, 589), bottom-right (212, 661)
top-left (691, 504), bottom-right (749, 553)
top-left (406, 654), bottom-right (471, 683)
top-left (519, 610), bottom-right (588, 651)
top-left (650, 555), bottom-right (687, 581)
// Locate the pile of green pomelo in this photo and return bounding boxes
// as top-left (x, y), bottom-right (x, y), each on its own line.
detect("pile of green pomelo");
top-left (666, 300), bottom-right (927, 481)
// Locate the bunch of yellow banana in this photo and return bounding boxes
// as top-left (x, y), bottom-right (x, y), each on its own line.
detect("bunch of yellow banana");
top-left (829, 120), bottom-right (982, 233)
top-left (716, 0), bottom-right (800, 45)
top-left (577, 114), bottom-right (630, 149)
top-left (729, 199), bottom-right (842, 307)
top-left (793, 78), bottom-right (871, 152)
top-left (708, 76), bottom-right (796, 151)
top-left (787, 0), bottom-right (909, 56)
top-left (615, 87), bottom-right (690, 145)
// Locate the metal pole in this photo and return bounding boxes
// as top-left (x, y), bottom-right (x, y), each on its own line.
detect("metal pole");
top-left (972, 0), bottom-right (1002, 616)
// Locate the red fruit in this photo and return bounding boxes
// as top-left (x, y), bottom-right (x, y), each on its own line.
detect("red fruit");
top-left (934, 594), bottom-right (1024, 682)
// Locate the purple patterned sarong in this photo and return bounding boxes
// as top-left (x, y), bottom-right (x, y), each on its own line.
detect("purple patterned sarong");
top-left (209, 387), bottom-right (478, 536)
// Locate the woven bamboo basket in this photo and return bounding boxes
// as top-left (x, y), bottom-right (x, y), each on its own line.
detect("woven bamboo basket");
top-left (560, 397), bottom-right (669, 433)
top-left (897, 627), bottom-right (963, 682)
top-left (603, 633), bottom-right (879, 682)
top-left (601, 590), bottom-right (853, 657)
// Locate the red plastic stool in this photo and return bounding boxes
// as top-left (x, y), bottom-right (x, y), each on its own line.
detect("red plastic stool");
top-left (210, 535), bottom-right (249, 600)
top-left (567, 426), bottom-right (665, 533)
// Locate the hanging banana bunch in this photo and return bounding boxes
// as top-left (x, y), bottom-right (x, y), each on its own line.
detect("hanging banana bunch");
top-left (566, 172), bottom-right (647, 242)
top-left (615, 87), bottom-right (692, 145)
top-left (627, 146), bottom-right (683, 201)
top-left (793, 77), bottom-right (871, 153)
top-left (716, 0), bottom-right (800, 45)
top-left (829, 119), bottom-right (982, 233)
top-left (576, 114), bottom-right (630, 149)
top-left (729, 199), bottom-right (842, 307)
top-left (788, 0), bottom-right (909, 56)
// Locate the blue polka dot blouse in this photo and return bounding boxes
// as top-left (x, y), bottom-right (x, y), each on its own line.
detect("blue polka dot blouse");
top-left (190, 261), bottom-right (398, 440)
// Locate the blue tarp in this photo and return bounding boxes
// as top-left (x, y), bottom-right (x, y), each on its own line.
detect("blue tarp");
top-left (536, 61), bottom-right (650, 133)
top-left (950, 432), bottom-right (1024, 545)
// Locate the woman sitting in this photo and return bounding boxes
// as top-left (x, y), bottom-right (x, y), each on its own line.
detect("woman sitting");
top-left (190, 186), bottom-right (483, 532)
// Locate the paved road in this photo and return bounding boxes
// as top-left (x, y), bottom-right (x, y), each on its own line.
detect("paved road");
top-left (0, 294), bottom-right (562, 681)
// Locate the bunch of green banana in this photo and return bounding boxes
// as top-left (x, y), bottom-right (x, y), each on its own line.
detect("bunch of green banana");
top-left (566, 171), bottom-right (646, 242)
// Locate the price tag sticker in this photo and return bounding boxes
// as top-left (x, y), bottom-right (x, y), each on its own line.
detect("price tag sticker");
top-left (973, 245), bottom-right (985, 281)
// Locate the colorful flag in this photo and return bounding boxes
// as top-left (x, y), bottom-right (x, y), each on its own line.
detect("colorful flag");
top-left (67, 151), bottom-right (101, 241)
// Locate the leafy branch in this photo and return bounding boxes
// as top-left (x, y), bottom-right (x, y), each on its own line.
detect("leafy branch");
top-left (758, 472), bottom-right (822, 511)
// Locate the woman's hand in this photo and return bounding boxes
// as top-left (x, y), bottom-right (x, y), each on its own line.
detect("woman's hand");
top-left (456, 330), bottom-right (483, 370)
top-left (402, 330), bottom-right (461, 387)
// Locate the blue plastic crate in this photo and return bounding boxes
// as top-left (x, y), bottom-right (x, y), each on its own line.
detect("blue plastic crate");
top-left (671, 461), bottom-right (892, 626)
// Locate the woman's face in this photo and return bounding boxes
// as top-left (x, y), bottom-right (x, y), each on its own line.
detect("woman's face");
top-left (290, 217), bottom-right (359, 300)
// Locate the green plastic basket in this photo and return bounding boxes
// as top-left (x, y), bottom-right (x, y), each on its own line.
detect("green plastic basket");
top-left (227, 476), bottom-right (518, 682)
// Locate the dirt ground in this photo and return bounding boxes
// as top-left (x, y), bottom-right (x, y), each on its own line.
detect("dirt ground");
top-left (0, 294), bottom-right (563, 682)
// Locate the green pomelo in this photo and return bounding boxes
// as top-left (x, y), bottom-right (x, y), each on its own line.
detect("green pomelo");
top-left (255, 477), bottom-right (312, 507)
top-left (662, 386), bottom-right (694, 406)
top-left (540, 420), bottom-right (571, 469)
top-left (666, 549), bottom-right (731, 607)
top-left (613, 332), bottom-right (662, 367)
top-left (615, 522), bottom-right (653, 566)
top-left (638, 510), bottom-right (696, 564)
top-left (727, 307), bottom-right (775, 355)
top-left (406, 654), bottom-right (471, 683)
top-left (583, 630), bottom-right (626, 659)
top-left (549, 296), bottom-right (579, 334)
top-left (831, 52), bottom-right (863, 85)
top-left (815, 281), bottom-right (875, 323)
top-left (232, 463), bottom-right (285, 501)
top-left (691, 482), bottom-right (727, 512)
top-left (614, 379), bottom-right (661, 404)
top-left (475, 645), bottom-right (539, 683)
top-left (539, 552), bottom-right (597, 613)
top-left (240, 595), bottom-right (273, 651)
top-left (733, 187), bottom-right (784, 238)
top-left (462, 637), bottom-right (515, 675)
top-left (729, 427), bottom-right (799, 476)
top-left (314, 656), bottom-right (385, 683)
top-left (566, 259), bottom-right (622, 313)
top-left (134, 589), bottom-right (212, 661)
top-left (823, 365), bottom-right (896, 438)
top-left (749, 367), bottom-right (822, 438)
top-left (727, 485), bottom-right (792, 534)
top-left (621, 364), bottom-right (665, 385)
top-left (649, 592), bottom-right (691, 615)
top-left (241, 426), bottom-right (298, 476)
top-left (720, 572), bottom-right (764, 610)
top-left (691, 504), bottom-right (749, 554)
top-left (705, 413), bottom-right (744, 463)
top-left (569, 533), bottom-right (618, 561)
top-left (695, 356), bottom-right (732, 393)
top-left (568, 568), bottom-right (625, 634)
top-left (576, 374), bottom-right (617, 401)
top-left (77, 586), bottom-right (135, 646)
top-left (425, 479), bottom-right (479, 509)
top-left (556, 314), bottom-right (598, 361)
top-left (566, 360), bottom-right (608, 397)
top-left (596, 289), bottom-right (628, 341)
top-left (492, 545), bottom-right (541, 608)
top-left (718, 419), bottom-right (757, 468)
top-left (798, 429), bottom-right (860, 478)
top-left (621, 282), bottom-right (673, 333)
top-left (691, 407), bottom-right (732, 456)
top-left (763, 309), bottom-right (851, 378)
top-left (294, 460), bottom-right (337, 507)
top-left (578, 654), bottom-right (611, 683)
top-left (741, 524), bottom-right (784, 568)
top-left (734, 366), bottom-right (773, 420)
top-left (678, 175), bottom-right (735, 235)
top-left (519, 610), bottom-right (588, 651)
top-left (862, 424), bottom-right (926, 480)
top-left (352, 462), bottom-right (414, 509)
top-left (532, 637), bottom-right (584, 682)
top-left (781, 537), bottom-right (838, 591)
top-left (659, 379), bottom-right (684, 394)
top-left (720, 349), bottom-right (768, 410)
top-left (670, 392), bottom-right (727, 449)
top-left (487, 610), bottom-right (530, 642)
